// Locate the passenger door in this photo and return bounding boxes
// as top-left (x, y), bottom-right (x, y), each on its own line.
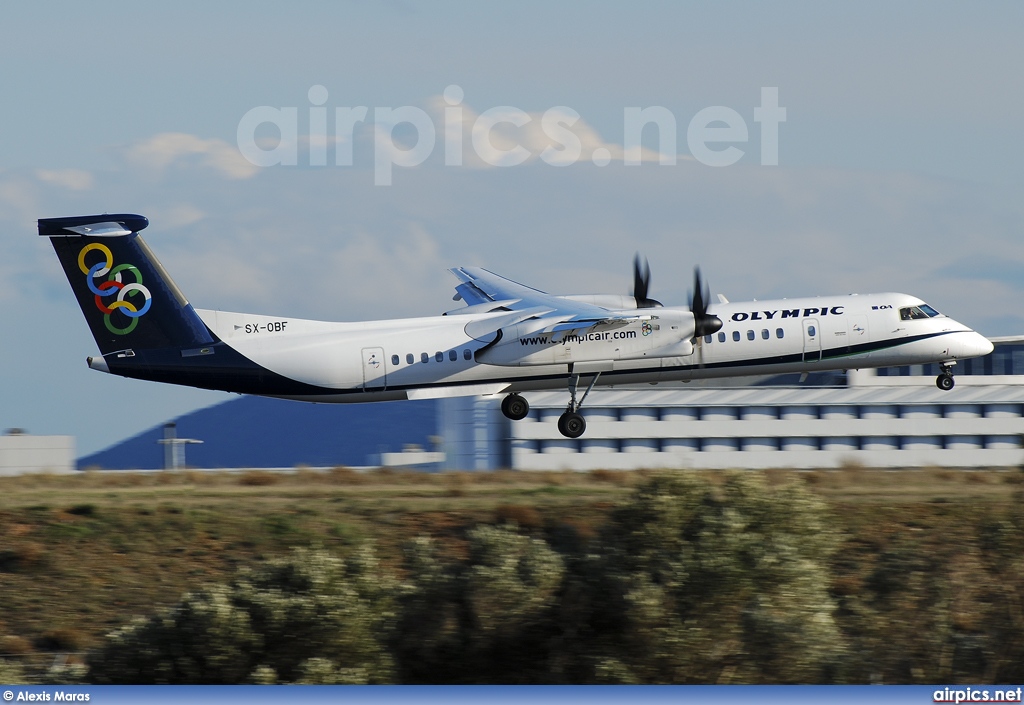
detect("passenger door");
top-left (802, 319), bottom-right (821, 363)
top-left (361, 347), bottom-right (387, 390)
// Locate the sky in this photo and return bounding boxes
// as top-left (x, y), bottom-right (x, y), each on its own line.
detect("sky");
top-left (2, 1), bottom-right (1023, 455)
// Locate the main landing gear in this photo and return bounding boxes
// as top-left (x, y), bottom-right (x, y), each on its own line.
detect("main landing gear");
top-left (936, 363), bottom-right (955, 391)
top-left (501, 393), bottom-right (530, 420)
top-left (499, 370), bottom-right (601, 439)
top-left (557, 370), bottom-right (601, 439)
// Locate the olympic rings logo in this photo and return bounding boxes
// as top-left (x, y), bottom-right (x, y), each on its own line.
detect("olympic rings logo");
top-left (77, 243), bottom-right (152, 335)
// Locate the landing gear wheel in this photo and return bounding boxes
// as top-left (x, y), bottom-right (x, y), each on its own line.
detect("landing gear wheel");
top-left (501, 393), bottom-right (530, 420)
top-left (557, 411), bottom-right (587, 439)
top-left (936, 374), bottom-right (955, 391)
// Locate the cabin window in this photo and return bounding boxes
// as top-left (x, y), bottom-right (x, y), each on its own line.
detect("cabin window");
top-left (747, 330), bottom-right (755, 341)
top-left (406, 353), bottom-right (414, 365)
top-left (718, 332), bottom-right (726, 342)
top-left (733, 331), bottom-right (740, 342)
top-left (808, 325), bottom-right (816, 337)
top-left (421, 352), bottom-right (429, 363)
top-left (449, 350), bottom-right (457, 361)
top-left (435, 351), bottom-right (444, 362)
top-left (760, 329), bottom-right (768, 340)
top-left (464, 349), bottom-right (472, 360)
top-left (776, 328), bottom-right (784, 339)
top-left (391, 354), bottom-right (399, 366)
top-left (704, 335), bottom-right (713, 344)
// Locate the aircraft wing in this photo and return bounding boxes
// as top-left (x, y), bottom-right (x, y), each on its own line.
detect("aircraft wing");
top-left (448, 266), bottom-right (650, 338)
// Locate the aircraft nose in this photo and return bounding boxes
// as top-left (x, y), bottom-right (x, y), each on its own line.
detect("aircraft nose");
top-left (974, 333), bottom-right (995, 357)
top-left (955, 331), bottom-right (994, 359)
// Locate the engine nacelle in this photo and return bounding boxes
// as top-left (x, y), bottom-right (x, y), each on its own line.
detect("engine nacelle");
top-left (476, 307), bottom-right (697, 366)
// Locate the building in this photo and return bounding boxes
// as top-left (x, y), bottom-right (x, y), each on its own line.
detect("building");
top-left (0, 429), bottom-right (76, 476)
top-left (441, 336), bottom-right (1024, 471)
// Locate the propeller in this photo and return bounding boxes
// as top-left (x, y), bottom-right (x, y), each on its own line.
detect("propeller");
top-left (632, 254), bottom-right (662, 308)
top-left (689, 266), bottom-right (723, 338)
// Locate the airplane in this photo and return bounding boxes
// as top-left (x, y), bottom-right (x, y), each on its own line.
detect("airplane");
top-left (39, 213), bottom-right (994, 439)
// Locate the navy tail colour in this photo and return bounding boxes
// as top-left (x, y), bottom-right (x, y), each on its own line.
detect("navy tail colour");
top-left (39, 214), bottom-right (215, 356)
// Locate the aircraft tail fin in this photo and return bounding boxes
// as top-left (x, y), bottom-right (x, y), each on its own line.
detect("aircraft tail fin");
top-left (39, 214), bottom-right (216, 356)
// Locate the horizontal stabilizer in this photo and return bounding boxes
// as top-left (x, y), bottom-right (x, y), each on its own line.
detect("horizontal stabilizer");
top-left (65, 222), bottom-right (131, 237)
top-left (39, 214), bottom-right (149, 237)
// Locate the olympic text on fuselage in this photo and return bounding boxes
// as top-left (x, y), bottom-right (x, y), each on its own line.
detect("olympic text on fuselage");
top-left (731, 306), bottom-right (844, 322)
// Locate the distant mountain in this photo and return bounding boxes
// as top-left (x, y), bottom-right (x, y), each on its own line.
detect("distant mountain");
top-left (78, 396), bottom-right (438, 470)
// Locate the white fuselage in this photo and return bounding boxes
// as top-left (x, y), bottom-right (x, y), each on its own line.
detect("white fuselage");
top-left (195, 291), bottom-right (993, 403)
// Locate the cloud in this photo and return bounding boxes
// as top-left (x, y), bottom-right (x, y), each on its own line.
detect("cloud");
top-left (307, 223), bottom-right (449, 315)
top-left (0, 175), bottom-right (41, 226)
top-left (160, 216), bottom-right (450, 321)
top-left (124, 132), bottom-right (260, 180)
top-left (935, 256), bottom-right (1024, 290)
top-left (34, 168), bottom-right (94, 191)
top-left (415, 96), bottom-right (677, 168)
top-left (146, 203), bottom-right (207, 229)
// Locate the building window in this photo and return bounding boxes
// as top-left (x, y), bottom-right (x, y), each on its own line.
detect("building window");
top-left (391, 354), bottom-right (399, 366)
top-left (435, 351), bottom-right (444, 362)
top-left (761, 329), bottom-right (769, 340)
top-left (747, 330), bottom-right (755, 341)
top-left (991, 351), bottom-right (1008, 375)
top-left (421, 352), bottom-right (429, 363)
top-left (733, 331), bottom-right (740, 342)
top-left (449, 350), bottom-right (457, 361)
top-left (464, 349), bottom-right (472, 360)
top-left (776, 328), bottom-right (784, 338)
top-left (1012, 347), bottom-right (1024, 374)
top-left (406, 353), bottom-right (414, 365)
top-left (718, 332), bottom-right (726, 342)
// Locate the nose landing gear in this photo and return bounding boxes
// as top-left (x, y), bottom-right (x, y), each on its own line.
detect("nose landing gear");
top-left (936, 363), bottom-right (955, 391)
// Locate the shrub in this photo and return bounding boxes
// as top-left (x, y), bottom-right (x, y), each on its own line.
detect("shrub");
top-left (565, 472), bottom-right (845, 683)
top-left (0, 658), bottom-right (31, 684)
top-left (393, 526), bottom-right (565, 683)
top-left (88, 546), bottom-right (397, 684)
top-left (0, 543), bottom-right (46, 571)
top-left (37, 628), bottom-right (86, 651)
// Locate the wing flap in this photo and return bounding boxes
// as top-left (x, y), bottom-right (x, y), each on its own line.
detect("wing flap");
top-left (407, 382), bottom-right (510, 400)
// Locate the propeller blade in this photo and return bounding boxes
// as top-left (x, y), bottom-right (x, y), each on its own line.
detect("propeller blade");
top-left (689, 266), bottom-right (723, 338)
top-left (632, 253), bottom-right (662, 308)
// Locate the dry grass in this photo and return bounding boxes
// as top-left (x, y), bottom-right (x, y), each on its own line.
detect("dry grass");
top-left (589, 469), bottom-right (635, 486)
top-left (0, 635), bottom-right (34, 656)
top-left (237, 470), bottom-right (281, 486)
top-left (494, 504), bottom-right (544, 529)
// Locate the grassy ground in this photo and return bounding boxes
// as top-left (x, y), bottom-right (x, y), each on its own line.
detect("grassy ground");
top-left (1, 466), bottom-right (1021, 674)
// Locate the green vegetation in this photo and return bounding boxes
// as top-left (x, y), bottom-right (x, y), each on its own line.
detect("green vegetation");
top-left (0, 467), bottom-right (1022, 683)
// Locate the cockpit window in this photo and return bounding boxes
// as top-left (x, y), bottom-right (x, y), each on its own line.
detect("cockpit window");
top-left (900, 304), bottom-right (941, 320)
